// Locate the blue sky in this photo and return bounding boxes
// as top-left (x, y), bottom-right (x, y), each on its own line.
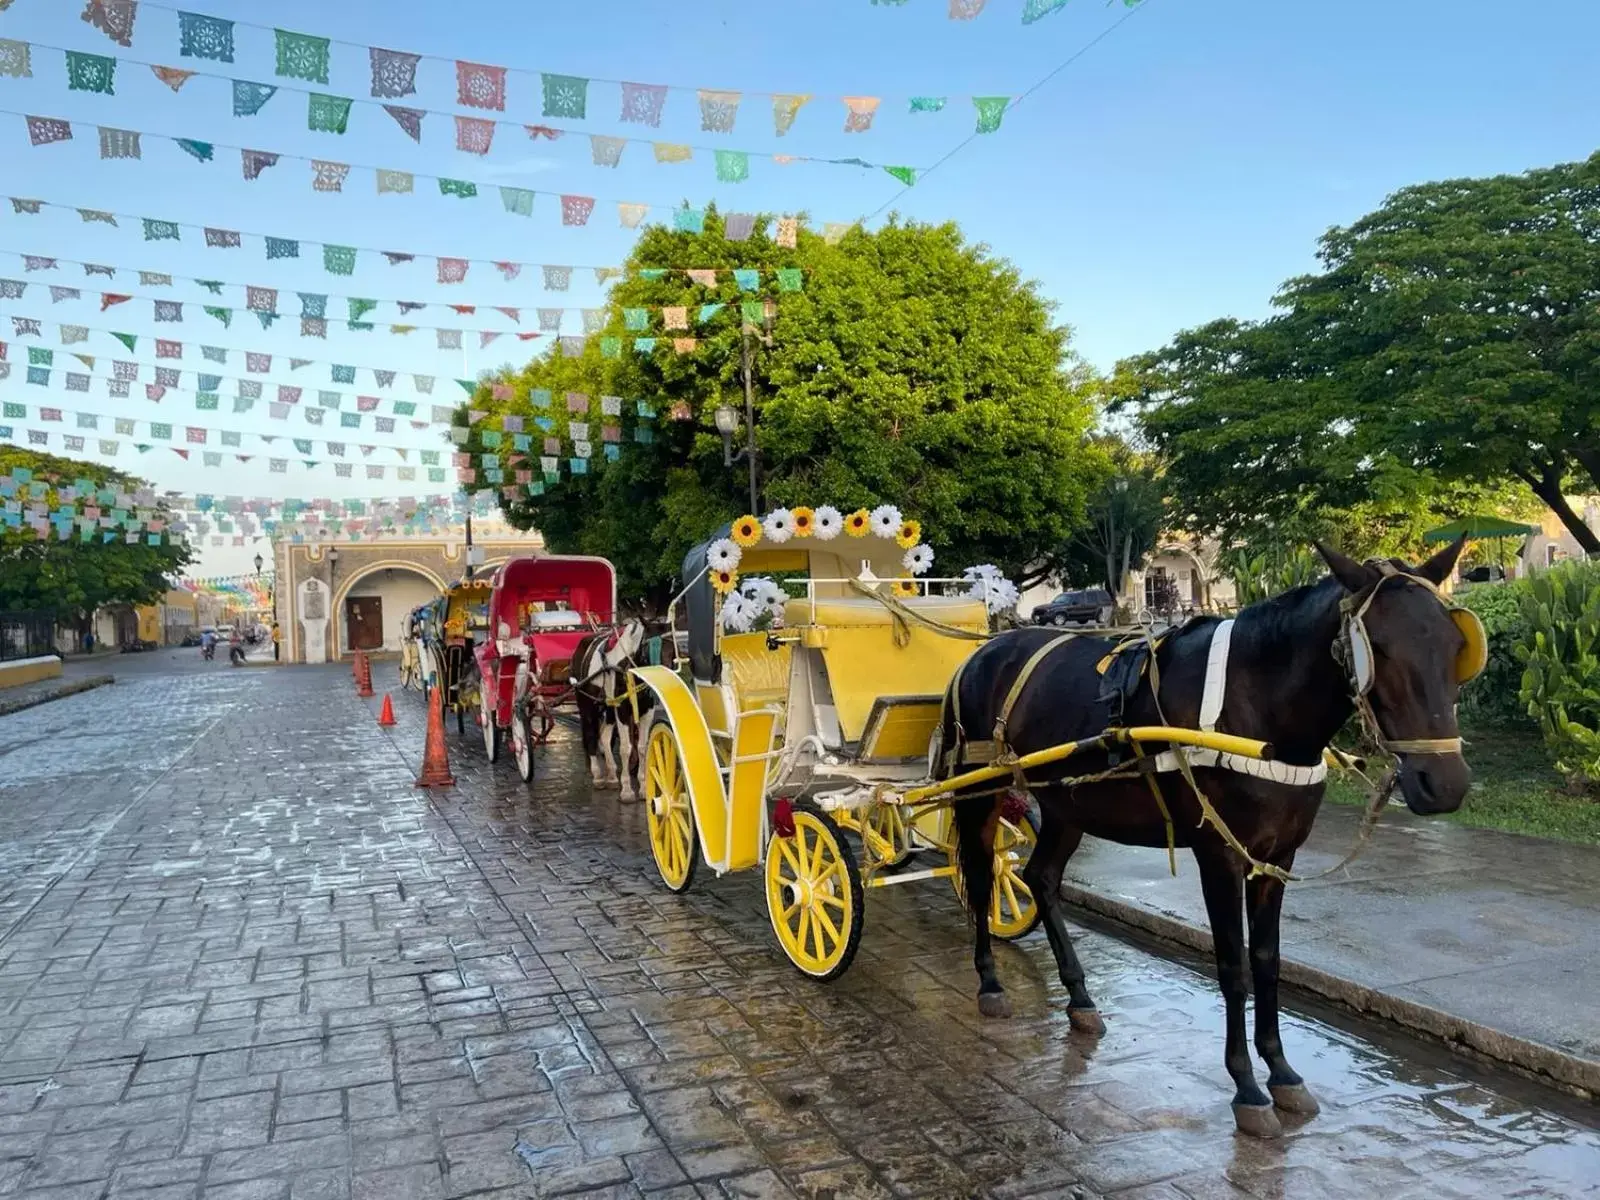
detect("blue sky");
top-left (2, 0), bottom-right (1597, 573)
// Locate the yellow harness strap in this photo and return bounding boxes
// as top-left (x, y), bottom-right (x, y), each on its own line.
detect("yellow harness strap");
top-left (992, 633), bottom-right (1079, 779)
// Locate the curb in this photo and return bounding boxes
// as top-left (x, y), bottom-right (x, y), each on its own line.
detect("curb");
top-left (0, 674), bottom-right (115, 717)
top-left (1059, 881), bottom-right (1600, 1099)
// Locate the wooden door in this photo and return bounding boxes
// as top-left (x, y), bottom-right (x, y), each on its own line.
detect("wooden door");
top-left (345, 596), bottom-right (384, 651)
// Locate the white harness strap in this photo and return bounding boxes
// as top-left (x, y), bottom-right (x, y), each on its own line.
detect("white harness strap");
top-left (1199, 618), bottom-right (1234, 733)
top-left (1157, 616), bottom-right (1328, 786)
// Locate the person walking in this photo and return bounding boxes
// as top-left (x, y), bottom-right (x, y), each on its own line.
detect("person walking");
top-left (271, 622), bottom-right (280, 662)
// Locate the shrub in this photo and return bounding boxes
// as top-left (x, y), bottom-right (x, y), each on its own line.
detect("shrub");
top-left (1456, 581), bottom-right (1533, 725)
top-left (1518, 561), bottom-right (1600, 789)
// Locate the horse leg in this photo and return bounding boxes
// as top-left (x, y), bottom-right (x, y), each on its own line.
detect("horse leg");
top-left (597, 715), bottom-right (619, 787)
top-left (1023, 807), bottom-right (1102, 1033)
top-left (579, 698), bottom-right (604, 785)
top-left (1248, 868), bottom-right (1319, 1116)
top-left (1196, 848), bottom-right (1280, 1138)
top-left (625, 715), bottom-right (643, 798)
top-left (955, 797), bottom-right (1009, 1018)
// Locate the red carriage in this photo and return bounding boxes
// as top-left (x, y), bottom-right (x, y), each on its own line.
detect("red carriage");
top-left (474, 554), bottom-right (618, 780)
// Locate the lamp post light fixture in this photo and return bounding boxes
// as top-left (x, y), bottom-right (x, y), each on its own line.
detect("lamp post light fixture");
top-left (253, 553), bottom-right (263, 574)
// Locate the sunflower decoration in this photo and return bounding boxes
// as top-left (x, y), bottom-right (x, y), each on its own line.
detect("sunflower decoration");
top-left (762, 508), bottom-right (795, 544)
top-left (709, 566), bottom-right (740, 594)
top-left (904, 544), bottom-right (934, 575)
top-left (845, 508), bottom-right (871, 538)
top-left (731, 514), bottom-right (763, 548)
top-left (790, 506), bottom-right (816, 537)
top-left (892, 579), bottom-right (919, 598)
top-left (812, 505), bottom-right (843, 541)
top-left (707, 537), bottom-right (742, 573)
top-left (895, 519), bottom-right (921, 549)
top-left (870, 504), bottom-right (903, 539)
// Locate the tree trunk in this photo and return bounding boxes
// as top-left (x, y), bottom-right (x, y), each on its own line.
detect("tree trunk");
top-left (1521, 460), bottom-right (1600, 556)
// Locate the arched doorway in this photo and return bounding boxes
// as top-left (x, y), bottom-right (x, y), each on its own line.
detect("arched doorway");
top-left (330, 562), bottom-right (446, 657)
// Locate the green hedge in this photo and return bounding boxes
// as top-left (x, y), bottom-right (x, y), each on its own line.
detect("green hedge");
top-left (1456, 581), bottom-right (1533, 725)
top-left (1518, 560), bottom-right (1600, 789)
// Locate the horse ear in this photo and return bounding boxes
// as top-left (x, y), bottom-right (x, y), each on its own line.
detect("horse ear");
top-left (1314, 541), bottom-right (1378, 593)
top-left (1416, 534), bottom-right (1468, 586)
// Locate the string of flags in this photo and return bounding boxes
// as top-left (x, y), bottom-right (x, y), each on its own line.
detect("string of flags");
top-left (55, 2), bottom-right (1013, 136)
top-left (5, 40), bottom-right (936, 178)
top-left (8, 109), bottom-right (805, 230)
top-left (452, 387), bottom-right (666, 485)
top-left (3, 198), bottom-right (633, 284)
top-left (870, 0), bottom-right (1141, 23)
top-left (0, 249), bottom-right (799, 312)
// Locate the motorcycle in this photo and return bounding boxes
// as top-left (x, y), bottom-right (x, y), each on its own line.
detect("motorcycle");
top-left (202, 642), bottom-right (215, 661)
top-left (228, 642), bottom-right (247, 666)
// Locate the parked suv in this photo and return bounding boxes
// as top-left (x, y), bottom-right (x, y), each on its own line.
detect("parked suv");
top-left (1031, 588), bottom-right (1115, 627)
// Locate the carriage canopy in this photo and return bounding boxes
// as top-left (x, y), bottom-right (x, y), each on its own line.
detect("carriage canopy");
top-left (486, 554), bottom-right (618, 640)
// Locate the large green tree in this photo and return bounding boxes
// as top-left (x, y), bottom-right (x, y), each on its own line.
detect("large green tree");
top-left (1123, 152), bottom-right (1600, 553)
top-left (459, 213), bottom-right (1103, 606)
top-left (0, 447), bottom-right (192, 625)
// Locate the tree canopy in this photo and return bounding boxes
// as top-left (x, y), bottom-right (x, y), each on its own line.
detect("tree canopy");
top-left (1121, 152), bottom-right (1600, 553)
top-left (0, 447), bottom-right (192, 620)
top-left (458, 213), bottom-right (1104, 606)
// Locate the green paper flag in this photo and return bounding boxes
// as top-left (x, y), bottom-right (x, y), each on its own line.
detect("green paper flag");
top-left (439, 178), bottom-right (477, 199)
top-left (176, 138), bottom-right (214, 162)
top-left (65, 51), bottom-right (115, 94)
top-left (776, 268), bottom-right (803, 293)
top-left (457, 379), bottom-right (476, 395)
top-left (274, 29), bottom-right (330, 84)
top-left (541, 73), bottom-right (588, 119)
top-left (204, 306), bottom-right (231, 327)
top-left (348, 297), bottom-right (376, 322)
top-left (884, 165), bottom-right (917, 186)
top-left (323, 245), bottom-right (356, 275)
top-left (112, 332), bottom-right (137, 352)
top-left (143, 218), bottom-right (180, 242)
top-left (908, 96), bottom-right (947, 114)
top-left (1021, 0), bottom-right (1068, 23)
top-left (973, 96), bottom-right (1009, 134)
top-left (307, 93), bottom-right (353, 134)
top-left (714, 150), bottom-right (749, 184)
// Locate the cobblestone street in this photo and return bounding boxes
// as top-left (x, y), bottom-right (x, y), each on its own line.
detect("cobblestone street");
top-left (1, 658), bottom-right (1597, 1199)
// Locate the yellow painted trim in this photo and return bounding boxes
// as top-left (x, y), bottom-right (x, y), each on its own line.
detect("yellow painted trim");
top-left (726, 708), bottom-right (778, 872)
top-left (633, 666), bottom-right (729, 872)
top-left (0, 656), bottom-right (63, 689)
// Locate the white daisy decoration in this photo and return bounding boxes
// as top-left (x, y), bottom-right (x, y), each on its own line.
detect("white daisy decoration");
top-left (762, 508), bottom-right (794, 544)
top-left (962, 567), bottom-right (1018, 614)
top-left (812, 505), bottom-right (843, 541)
top-left (869, 504), bottom-right (902, 538)
top-left (904, 544), bottom-right (934, 575)
top-left (707, 537), bottom-right (742, 573)
top-left (720, 591), bottom-right (753, 633)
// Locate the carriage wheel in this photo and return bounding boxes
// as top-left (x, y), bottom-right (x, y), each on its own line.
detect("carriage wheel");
top-left (643, 722), bottom-right (698, 893)
top-left (480, 686), bottom-right (500, 762)
top-left (948, 808), bottom-right (1042, 941)
top-left (862, 801), bottom-right (915, 870)
top-left (765, 802), bottom-right (865, 981)
top-left (512, 711), bottom-right (534, 782)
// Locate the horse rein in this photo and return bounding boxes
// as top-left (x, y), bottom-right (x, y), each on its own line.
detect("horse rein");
top-left (1336, 562), bottom-right (1464, 758)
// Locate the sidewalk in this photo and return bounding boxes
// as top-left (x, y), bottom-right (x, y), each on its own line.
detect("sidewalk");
top-left (1063, 802), bottom-right (1600, 1094)
top-left (0, 670), bottom-right (114, 715)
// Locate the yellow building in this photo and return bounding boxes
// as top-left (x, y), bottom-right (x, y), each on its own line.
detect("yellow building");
top-left (134, 589), bottom-right (200, 646)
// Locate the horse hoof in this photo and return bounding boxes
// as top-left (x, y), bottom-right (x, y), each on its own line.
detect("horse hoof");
top-left (1270, 1083), bottom-right (1320, 1116)
top-left (977, 991), bottom-right (1012, 1019)
top-left (1233, 1102), bottom-right (1283, 1139)
top-left (1067, 1007), bottom-right (1105, 1036)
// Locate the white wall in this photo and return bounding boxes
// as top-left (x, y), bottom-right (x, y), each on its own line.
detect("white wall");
top-left (341, 571), bottom-right (440, 652)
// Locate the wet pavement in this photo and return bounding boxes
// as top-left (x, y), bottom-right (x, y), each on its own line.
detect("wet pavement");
top-left (1063, 801), bottom-right (1600, 1093)
top-left (0, 660), bottom-right (1597, 1199)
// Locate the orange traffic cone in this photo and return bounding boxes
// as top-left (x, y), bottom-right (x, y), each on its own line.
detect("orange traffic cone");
top-left (377, 693), bottom-right (396, 727)
top-left (355, 651), bottom-right (374, 698)
top-left (415, 687), bottom-right (456, 788)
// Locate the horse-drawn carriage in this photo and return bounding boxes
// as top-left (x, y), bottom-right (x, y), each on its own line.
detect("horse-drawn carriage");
top-left (423, 577), bottom-right (493, 734)
top-left (398, 603), bottom-right (431, 692)
top-left (475, 554), bottom-right (618, 781)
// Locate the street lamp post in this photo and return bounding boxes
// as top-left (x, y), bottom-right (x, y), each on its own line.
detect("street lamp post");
top-left (715, 302), bottom-right (773, 514)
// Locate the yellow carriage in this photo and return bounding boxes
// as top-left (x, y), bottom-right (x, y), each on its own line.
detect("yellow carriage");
top-left (423, 577), bottom-right (493, 736)
top-left (629, 506), bottom-right (1043, 980)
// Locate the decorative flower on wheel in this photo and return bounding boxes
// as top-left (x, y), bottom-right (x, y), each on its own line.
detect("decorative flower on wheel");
top-left (904, 544), bottom-right (934, 576)
top-left (707, 537), bottom-right (742, 572)
top-left (790, 506), bottom-right (816, 538)
top-left (812, 505), bottom-right (842, 541)
top-left (870, 504), bottom-right (902, 538)
top-left (895, 519), bottom-right (921, 549)
top-left (709, 566), bottom-right (740, 593)
top-left (762, 508), bottom-right (794, 544)
top-left (731, 514), bottom-right (762, 547)
top-left (845, 509), bottom-right (871, 538)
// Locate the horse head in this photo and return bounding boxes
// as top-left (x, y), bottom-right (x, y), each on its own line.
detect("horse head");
top-left (1315, 537), bottom-right (1476, 815)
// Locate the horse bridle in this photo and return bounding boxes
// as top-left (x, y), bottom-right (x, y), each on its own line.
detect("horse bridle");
top-left (1335, 561), bottom-right (1487, 757)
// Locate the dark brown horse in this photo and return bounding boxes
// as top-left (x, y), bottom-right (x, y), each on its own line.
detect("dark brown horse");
top-left (940, 539), bottom-right (1476, 1138)
top-left (572, 619), bottom-right (675, 797)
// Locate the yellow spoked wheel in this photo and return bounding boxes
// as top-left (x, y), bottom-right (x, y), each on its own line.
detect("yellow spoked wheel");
top-left (862, 801), bottom-right (915, 870)
top-left (643, 721), bottom-right (699, 894)
top-left (949, 808), bottom-right (1043, 941)
top-left (765, 802), bottom-right (865, 981)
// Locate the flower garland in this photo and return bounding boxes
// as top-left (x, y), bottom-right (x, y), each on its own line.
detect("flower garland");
top-left (706, 502), bottom-right (1019, 621)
